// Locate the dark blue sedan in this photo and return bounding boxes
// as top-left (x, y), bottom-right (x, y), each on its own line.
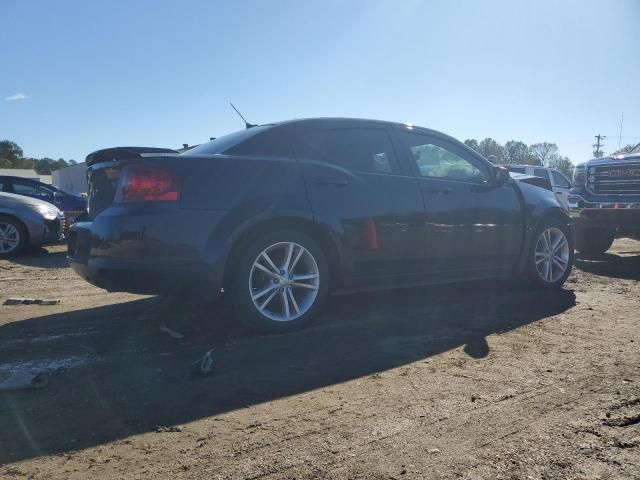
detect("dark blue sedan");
top-left (0, 175), bottom-right (86, 212)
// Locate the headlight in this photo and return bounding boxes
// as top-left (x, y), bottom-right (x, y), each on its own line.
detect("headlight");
top-left (31, 204), bottom-right (59, 221)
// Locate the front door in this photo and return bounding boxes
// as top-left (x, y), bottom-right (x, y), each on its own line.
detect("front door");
top-left (550, 169), bottom-right (572, 209)
top-left (293, 123), bottom-right (425, 281)
top-left (394, 127), bottom-right (524, 277)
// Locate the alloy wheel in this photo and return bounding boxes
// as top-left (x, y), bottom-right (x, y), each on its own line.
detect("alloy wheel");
top-left (535, 227), bottom-right (570, 283)
top-left (0, 222), bottom-right (20, 254)
top-left (249, 242), bottom-right (320, 322)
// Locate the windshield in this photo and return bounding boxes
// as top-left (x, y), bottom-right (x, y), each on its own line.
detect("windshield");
top-left (182, 125), bottom-right (274, 155)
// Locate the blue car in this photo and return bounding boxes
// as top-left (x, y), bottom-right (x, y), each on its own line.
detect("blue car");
top-left (0, 176), bottom-right (86, 213)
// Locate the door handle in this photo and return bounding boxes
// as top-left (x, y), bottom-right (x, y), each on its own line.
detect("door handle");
top-left (316, 178), bottom-right (348, 187)
top-left (426, 187), bottom-right (453, 194)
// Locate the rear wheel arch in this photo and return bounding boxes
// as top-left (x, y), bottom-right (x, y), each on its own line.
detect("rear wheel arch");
top-left (222, 217), bottom-right (341, 291)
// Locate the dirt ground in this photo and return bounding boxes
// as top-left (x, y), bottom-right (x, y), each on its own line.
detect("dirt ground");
top-left (0, 240), bottom-right (639, 480)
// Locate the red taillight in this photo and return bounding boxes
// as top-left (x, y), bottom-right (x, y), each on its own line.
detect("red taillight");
top-left (116, 165), bottom-right (179, 203)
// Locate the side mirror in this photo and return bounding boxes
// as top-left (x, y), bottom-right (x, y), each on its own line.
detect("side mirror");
top-left (492, 166), bottom-right (510, 186)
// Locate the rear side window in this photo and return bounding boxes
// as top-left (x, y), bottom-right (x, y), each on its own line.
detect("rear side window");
top-left (182, 125), bottom-right (274, 155)
top-left (509, 166), bottom-right (526, 174)
top-left (551, 170), bottom-right (571, 188)
top-left (225, 128), bottom-right (292, 157)
top-left (298, 128), bottom-right (400, 174)
top-left (533, 168), bottom-right (550, 180)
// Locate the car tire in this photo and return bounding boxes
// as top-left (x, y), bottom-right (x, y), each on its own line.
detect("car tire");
top-left (525, 219), bottom-right (574, 289)
top-left (231, 229), bottom-right (330, 333)
top-left (0, 215), bottom-right (28, 258)
top-left (573, 228), bottom-right (614, 255)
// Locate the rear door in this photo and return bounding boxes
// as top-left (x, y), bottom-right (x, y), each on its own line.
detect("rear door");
top-left (293, 121), bottom-right (425, 281)
top-left (393, 127), bottom-right (524, 277)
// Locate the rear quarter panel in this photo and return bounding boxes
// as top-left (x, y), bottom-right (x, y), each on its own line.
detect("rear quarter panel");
top-left (177, 154), bottom-right (314, 267)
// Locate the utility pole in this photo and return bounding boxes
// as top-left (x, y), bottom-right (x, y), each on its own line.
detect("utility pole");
top-left (593, 134), bottom-right (606, 158)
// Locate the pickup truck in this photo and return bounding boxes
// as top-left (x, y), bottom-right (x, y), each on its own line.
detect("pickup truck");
top-left (569, 151), bottom-right (640, 254)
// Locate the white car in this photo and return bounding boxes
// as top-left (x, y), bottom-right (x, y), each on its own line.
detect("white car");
top-left (507, 165), bottom-right (572, 209)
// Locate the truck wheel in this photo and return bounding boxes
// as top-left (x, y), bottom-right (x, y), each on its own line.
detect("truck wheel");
top-left (231, 229), bottom-right (329, 333)
top-left (0, 215), bottom-right (28, 258)
top-left (573, 228), bottom-right (614, 255)
top-left (526, 219), bottom-right (574, 289)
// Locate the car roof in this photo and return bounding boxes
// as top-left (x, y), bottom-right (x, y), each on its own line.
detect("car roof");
top-left (257, 117), bottom-right (471, 152)
top-left (0, 175), bottom-right (43, 181)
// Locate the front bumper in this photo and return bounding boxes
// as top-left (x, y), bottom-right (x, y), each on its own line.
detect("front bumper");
top-left (568, 194), bottom-right (640, 234)
top-left (42, 215), bottom-right (65, 245)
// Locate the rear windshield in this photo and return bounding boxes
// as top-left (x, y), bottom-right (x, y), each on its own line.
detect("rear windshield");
top-left (509, 166), bottom-right (526, 173)
top-left (182, 125), bottom-right (274, 155)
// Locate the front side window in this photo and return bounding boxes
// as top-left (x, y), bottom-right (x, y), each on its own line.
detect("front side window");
top-left (551, 170), bottom-right (571, 188)
top-left (399, 131), bottom-right (486, 183)
top-left (298, 128), bottom-right (400, 175)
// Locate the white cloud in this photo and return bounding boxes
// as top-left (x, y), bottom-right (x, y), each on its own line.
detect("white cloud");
top-left (5, 93), bottom-right (29, 102)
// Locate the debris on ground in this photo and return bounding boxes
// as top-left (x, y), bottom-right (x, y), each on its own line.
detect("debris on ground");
top-left (153, 425), bottom-right (182, 433)
top-left (195, 349), bottom-right (215, 376)
top-left (0, 371), bottom-right (48, 391)
top-left (3, 298), bottom-right (60, 306)
top-left (159, 324), bottom-right (184, 339)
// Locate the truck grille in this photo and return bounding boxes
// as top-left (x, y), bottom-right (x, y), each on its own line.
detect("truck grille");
top-left (589, 162), bottom-right (640, 195)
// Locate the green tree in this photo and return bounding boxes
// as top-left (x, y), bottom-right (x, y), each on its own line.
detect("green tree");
top-left (464, 139), bottom-right (479, 152)
top-left (612, 144), bottom-right (638, 155)
top-left (502, 140), bottom-right (529, 164)
top-left (477, 138), bottom-right (503, 162)
top-left (529, 142), bottom-right (559, 166)
top-left (0, 140), bottom-right (24, 165)
top-left (549, 156), bottom-right (574, 177)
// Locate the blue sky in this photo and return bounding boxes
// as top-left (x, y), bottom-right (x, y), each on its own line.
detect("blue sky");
top-left (1, 0), bottom-right (639, 163)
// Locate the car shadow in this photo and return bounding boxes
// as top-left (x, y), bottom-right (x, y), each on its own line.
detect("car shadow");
top-left (0, 283), bottom-right (576, 465)
top-left (8, 247), bottom-right (69, 269)
top-left (575, 252), bottom-right (640, 280)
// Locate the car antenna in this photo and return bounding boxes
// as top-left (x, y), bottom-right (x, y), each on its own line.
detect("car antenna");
top-left (230, 103), bottom-right (257, 129)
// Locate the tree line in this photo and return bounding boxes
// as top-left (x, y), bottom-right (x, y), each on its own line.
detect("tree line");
top-left (462, 138), bottom-right (574, 176)
top-left (0, 140), bottom-right (77, 175)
